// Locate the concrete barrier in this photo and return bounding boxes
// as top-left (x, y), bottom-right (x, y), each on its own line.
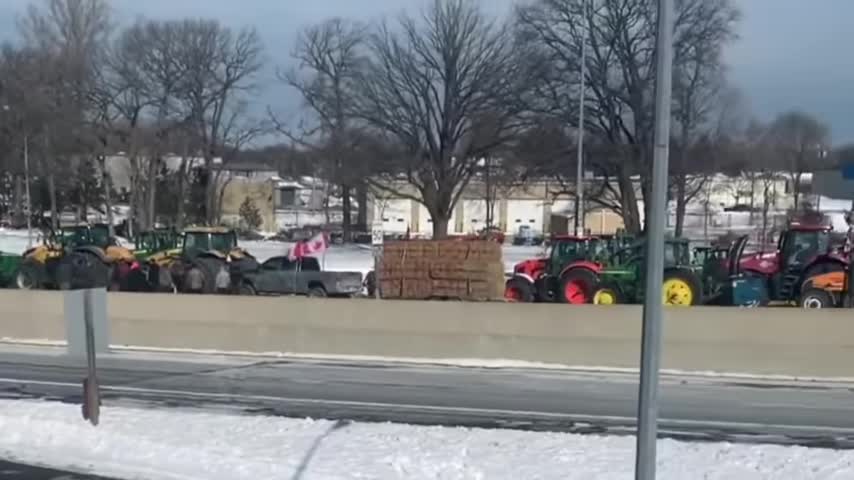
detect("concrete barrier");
top-left (2, 289), bottom-right (854, 377)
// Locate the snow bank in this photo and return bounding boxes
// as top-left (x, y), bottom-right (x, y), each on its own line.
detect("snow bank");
top-left (0, 399), bottom-right (852, 480)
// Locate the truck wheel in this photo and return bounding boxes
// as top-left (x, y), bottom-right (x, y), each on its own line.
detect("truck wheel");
top-left (662, 269), bottom-right (702, 306)
top-left (800, 288), bottom-right (835, 309)
top-left (558, 269), bottom-right (598, 304)
top-left (504, 277), bottom-right (535, 302)
top-left (307, 285), bottom-right (327, 298)
top-left (239, 282), bottom-right (257, 296)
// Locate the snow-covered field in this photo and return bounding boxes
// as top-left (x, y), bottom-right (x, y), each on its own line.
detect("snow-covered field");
top-left (0, 228), bottom-right (544, 275)
top-left (0, 399), bottom-right (851, 480)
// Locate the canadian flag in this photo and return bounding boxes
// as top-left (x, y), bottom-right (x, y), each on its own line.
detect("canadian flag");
top-left (289, 232), bottom-right (329, 259)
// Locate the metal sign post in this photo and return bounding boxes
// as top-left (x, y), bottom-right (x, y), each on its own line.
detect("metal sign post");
top-left (635, 0), bottom-right (674, 479)
top-left (82, 289), bottom-right (101, 426)
top-left (372, 224), bottom-right (384, 300)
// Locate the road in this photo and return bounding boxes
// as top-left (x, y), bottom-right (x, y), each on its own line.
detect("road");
top-left (0, 460), bottom-right (115, 479)
top-left (1, 346), bottom-right (854, 448)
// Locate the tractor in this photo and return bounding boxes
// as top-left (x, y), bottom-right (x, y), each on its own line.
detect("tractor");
top-left (0, 251), bottom-right (21, 288)
top-left (132, 228), bottom-right (180, 260)
top-left (590, 237), bottom-right (704, 306)
top-left (505, 234), bottom-right (632, 303)
top-left (735, 222), bottom-right (848, 305)
top-left (143, 226), bottom-right (258, 294)
top-left (16, 223), bottom-right (135, 290)
top-left (798, 260), bottom-right (853, 308)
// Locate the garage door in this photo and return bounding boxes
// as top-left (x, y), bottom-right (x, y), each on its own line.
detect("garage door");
top-left (506, 200), bottom-right (544, 234)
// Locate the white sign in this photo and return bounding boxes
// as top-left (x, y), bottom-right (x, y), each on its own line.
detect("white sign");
top-left (371, 224), bottom-right (384, 246)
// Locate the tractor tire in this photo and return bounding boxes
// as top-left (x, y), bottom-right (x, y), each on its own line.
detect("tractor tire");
top-left (15, 259), bottom-right (44, 290)
top-left (239, 282), bottom-right (258, 296)
top-left (592, 286), bottom-right (623, 305)
top-left (57, 252), bottom-right (110, 290)
top-left (182, 257), bottom-right (226, 294)
top-left (504, 277), bottom-right (535, 303)
top-left (800, 288), bottom-right (836, 309)
top-left (662, 269), bottom-right (702, 306)
top-left (558, 268), bottom-right (599, 304)
top-left (364, 271), bottom-right (377, 297)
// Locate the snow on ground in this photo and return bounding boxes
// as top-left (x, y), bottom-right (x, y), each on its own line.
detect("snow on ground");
top-left (0, 399), bottom-right (851, 480)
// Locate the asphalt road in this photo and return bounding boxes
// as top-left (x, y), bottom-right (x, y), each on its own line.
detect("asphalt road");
top-left (0, 460), bottom-right (115, 479)
top-left (2, 346), bottom-right (854, 448)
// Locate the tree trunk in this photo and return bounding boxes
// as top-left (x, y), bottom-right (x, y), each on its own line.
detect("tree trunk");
top-left (617, 169), bottom-right (641, 234)
top-left (431, 212), bottom-right (450, 239)
top-left (176, 157), bottom-right (189, 230)
top-left (13, 175), bottom-right (23, 226)
top-left (356, 182), bottom-right (368, 231)
top-left (748, 175), bottom-right (756, 224)
top-left (341, 183), bottom-right (352, 242)
top-left (793, 171), bottom-right (802, 211)
top-left (47, 173), bottom-right (58, 230)
top-left (146, 156), bottom-right (159, 230)
top-left (98, 155), bottom-right (115, 238)
top-left (674, 174), bottom-right (687, 238)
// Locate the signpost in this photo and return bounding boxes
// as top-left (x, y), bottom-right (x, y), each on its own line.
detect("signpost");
top-left (372, 223), bottom-right (384, 300)
top-left (635, 0), bottom-right (674, 479)
top-left (81, 289), bottom-right (101, 426)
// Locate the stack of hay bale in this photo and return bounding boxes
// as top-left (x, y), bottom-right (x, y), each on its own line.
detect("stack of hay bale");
top-left (379, 239), bottom-right (505, 301)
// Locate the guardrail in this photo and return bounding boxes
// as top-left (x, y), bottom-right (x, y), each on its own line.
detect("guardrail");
top-left (1, 289), bottom-right (852, 378)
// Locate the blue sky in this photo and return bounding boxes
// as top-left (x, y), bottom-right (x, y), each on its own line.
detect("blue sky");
top-left (1, 0), bottom-right (851, 144)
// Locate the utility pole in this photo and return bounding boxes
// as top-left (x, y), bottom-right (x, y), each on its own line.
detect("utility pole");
top-left (574, 0), bottom-right (589, 237)
top-left (24, 134), bottom-right (32, 248)
top-left (635, 0), bottom-right (674, 479)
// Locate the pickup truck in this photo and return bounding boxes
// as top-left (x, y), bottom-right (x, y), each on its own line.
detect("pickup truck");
top-left (237, 256), bottom-right (363, 297)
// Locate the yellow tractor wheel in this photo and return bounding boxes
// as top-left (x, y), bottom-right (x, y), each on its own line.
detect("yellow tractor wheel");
top-left (593, 287), bottom-right (620, 305)
top-left (662, 270), bottom-right (700, 306)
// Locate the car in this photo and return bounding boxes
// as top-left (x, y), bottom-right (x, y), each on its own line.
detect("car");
top-left (237, 255), bottom-right (363, 297)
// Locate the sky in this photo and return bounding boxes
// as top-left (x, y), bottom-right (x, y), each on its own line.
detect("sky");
top-left (0, 0), bottom-right (852, 144)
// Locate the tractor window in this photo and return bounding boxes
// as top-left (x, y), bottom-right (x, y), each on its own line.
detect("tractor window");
top-left (209, 234), bottom-right (237, 253)
top-left (89, 226), bottom-right (111, 247)
top-left (783, 230), bottom-right (828, 267)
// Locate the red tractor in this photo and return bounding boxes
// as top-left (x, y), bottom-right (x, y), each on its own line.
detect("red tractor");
top-left (505, 235), bottom-right (618, 303)
top-left (736, 222), bottom-right (848, 304)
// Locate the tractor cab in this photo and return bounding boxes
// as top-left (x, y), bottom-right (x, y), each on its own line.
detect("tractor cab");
top-left (133, 229), bottom-right (180, 259)
top-left (181, 228), bottom-right (239, 257)
top-left (53, 223), bottom-right (114, 250)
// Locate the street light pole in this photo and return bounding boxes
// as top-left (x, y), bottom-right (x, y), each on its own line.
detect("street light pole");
top-left (635, 0), bottom-right (674, 479)
top-left (574, 0), bottom-right (589, 237)
top-left (23, 134), bottom-right (32, 248)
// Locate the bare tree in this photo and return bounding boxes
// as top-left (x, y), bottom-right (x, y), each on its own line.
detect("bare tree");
top-left (169, 19), bottom-right (264, 225)
top-left (352, 0), bottom-right (536, 238)
top-left (17, 0), bottom-right (113, 229)
top-left (768, 110), bottom-right (830, 212)
top-left (516, 0), bottom-right (739, 234)
top-left (275, 18), bottom-right (367, 241)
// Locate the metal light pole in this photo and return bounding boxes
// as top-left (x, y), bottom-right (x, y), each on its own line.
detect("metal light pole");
top-left (574, 0), bottom-right (589, 237)
top-left (23, 134), bottom-right (32, 248)
top-left (635, 0), bottom-right (674, 479)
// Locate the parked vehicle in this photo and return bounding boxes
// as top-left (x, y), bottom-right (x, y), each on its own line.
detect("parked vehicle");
top-left (505, 235), bottom-right (619, 303)
top-left (237, 256), bottom-right (363, 297)
top-left (798, 250), bottom-right (854, 308)
top-left (16, 223), bottom-right (135, 290)
top-left (511, 225), bottom-right (544, 246)
top-left (134, 227), bottom-right (257, 293)
top-left (0, 252), bottom-right (21, 288)
top-left (591, 238), bottom-right (703, 306)
top-left (735, 222), bottom-right (848, 304)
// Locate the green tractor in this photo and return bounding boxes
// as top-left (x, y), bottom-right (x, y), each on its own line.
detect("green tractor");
top-left (0, 252), bottom-right (21, 288)
top-left (16, 223), bottom-right (136, 290)
top-left (590, 237), bottom-right (704, 306)
top-left (132, 228), bottom-right (180, 260)
top-left (147, 227), bottom-right (258, 294)
top-left (506, 233), bottom-right (633, 303)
